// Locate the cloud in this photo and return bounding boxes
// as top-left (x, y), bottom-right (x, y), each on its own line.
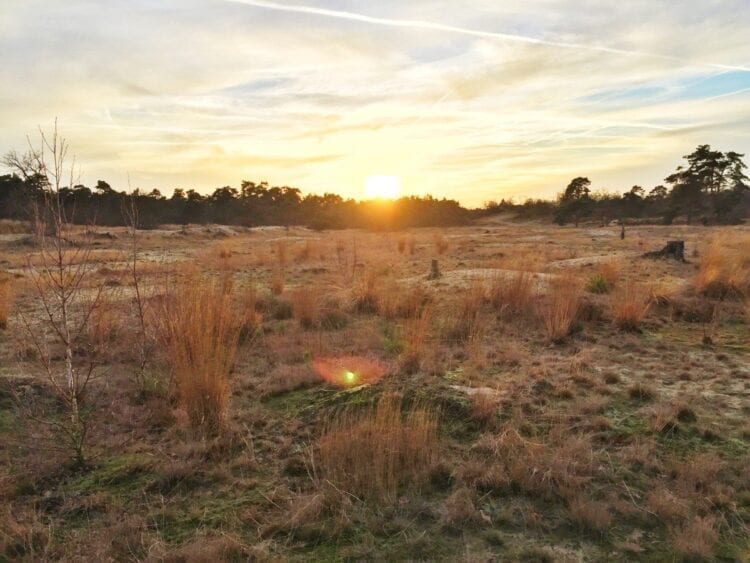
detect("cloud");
top-left (1, 0), bottom-right (749, 204)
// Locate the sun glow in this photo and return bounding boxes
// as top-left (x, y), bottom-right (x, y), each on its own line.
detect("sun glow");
top-left (364, 175), bottom-right (401, 199)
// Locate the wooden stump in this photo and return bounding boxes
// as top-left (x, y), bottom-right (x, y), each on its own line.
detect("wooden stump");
top-left (428, 259), bottom-right (441, 280)
top-left (643, 240), bottom-right (686, 262)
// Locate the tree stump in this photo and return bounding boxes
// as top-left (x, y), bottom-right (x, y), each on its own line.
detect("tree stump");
top-left (428, 259), bottom-right (441, 280)
top-left (643, 240), bottom-right (686, 262)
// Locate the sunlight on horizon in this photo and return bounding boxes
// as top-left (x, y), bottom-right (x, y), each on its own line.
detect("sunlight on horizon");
top-left (364, 175), bottom-right (401, 200)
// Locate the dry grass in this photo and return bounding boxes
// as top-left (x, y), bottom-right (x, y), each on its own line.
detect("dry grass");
top-left (270, 268), bottom-right (285, 295)
top-left (433, 232), bottom-right (449, 255)
top-left (291, 286), bottom-right (322, 329)
top-left (568, 496), bottom-right (613, 532)
top-left (379, 283), bottom-right (429, 319)
top-left (488, 270), bottom-right (535, 318)
top-left (540, 273), bottom-right (582, 343)
top-left (157, 275), bottom-right (242, 432)
top-left (0, 278), bottom-right (14, 329)
top-left (316, 394), bottom-right (438, 501)
top-left (611, 281), bottom-right (651, 331)
top-left (351, 270), bottom-right (381, 314)
top-left (399, 308), bottom-right (432, 374)
top-left (669, 516), bottom-right (718, 560)
top-left (469, 392), bottom-right (498, 428)
top-left (694, 234), bottom-right (750, 298)
top-left (447, 282), bottom-right (485, 342)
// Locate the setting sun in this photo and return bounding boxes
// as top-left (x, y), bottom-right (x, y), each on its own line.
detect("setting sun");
top-left (364, 175), bottom-right (401, 199)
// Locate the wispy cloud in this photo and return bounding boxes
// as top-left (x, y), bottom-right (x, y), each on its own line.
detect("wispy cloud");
top-left (1, 0), bottom-right (749, 205)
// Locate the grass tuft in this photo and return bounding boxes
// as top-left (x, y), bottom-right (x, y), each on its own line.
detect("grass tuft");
top-left (316, 394), bottom-right (438, 502)
top-left (157, 275), bottom-right (242, 433)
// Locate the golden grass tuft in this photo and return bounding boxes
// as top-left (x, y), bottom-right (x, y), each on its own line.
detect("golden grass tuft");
top-left (351, 269), bottom-right (381, 313)
top-left (0, 278), bottom-right (15, 329)
top-left (488, 270), bottom-right (535, 318)
top-left (399, 308), bottom-right (431, 374)
top-left (611, 281), bottom-right (651, 331)
top-left (157, 275), bottom-right (242, 432)
top-left (291, 287), bottom-right (321, 329)
top-left (694, 234), bottom-right (749, 298)
top-left (433, 232), bottom-right (449, 255)
top-left (540, 273), bottom-right (581, 343)
top-left (316, 394), bottom-right (438, 501)
top-left (447, 282), bottom-right (485, 342)
top-left (270, 268), bottom-right (285, 295)
top-left (669, 516), bottom-right (718, 560)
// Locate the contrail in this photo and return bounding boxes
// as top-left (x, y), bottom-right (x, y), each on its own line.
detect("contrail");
top-left (228, 0), bottom-right (750, 73)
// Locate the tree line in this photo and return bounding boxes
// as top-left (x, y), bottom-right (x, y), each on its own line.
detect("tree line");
top-left (508, 145), bottom-right (748, 226)
top-left (1, 143), bottom-right (748, 230)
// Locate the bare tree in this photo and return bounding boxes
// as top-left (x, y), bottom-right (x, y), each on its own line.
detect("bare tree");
top-left (122, 193), bottom-right (150, 395)
top-left (16, 121), bottom-right (106, 466)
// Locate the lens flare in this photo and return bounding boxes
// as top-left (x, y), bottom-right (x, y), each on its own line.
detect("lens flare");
top-left (312, 356), bottom-right (387, 388)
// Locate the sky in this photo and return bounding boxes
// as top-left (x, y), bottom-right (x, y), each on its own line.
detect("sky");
top-left (1, 0), bottom-right (749, 206)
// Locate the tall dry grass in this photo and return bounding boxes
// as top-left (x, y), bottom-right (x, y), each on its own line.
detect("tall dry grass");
top-left (0, 278), bottom-right (14, 329)
top-left (488, 270), bottom-right (535, 318)
top-left (316, 394), bottom-right (438, 501)
top-left (399, 308), bottom-right (432, 374)
top-left (291, 287), bottom-right (321, 329)
top-left (433, 232), bottom-right (449, 255)
top-left (447, 282), bottom-right (485, 342)
top-left (540, 273), bottom-right (582, 343)
top-left (694, 235), bottom-right (749, 298)
top-left (157, 276), bottom-right (242, 432)
top-left (611, 281), bottom-right (651, 331)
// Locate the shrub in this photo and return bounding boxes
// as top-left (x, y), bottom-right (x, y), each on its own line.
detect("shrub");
top-left (540, 274), bottom-right (582, 343)
top-left (611, 281), bottom-right (650, 331)
top-left (694, 235), bottom-right (749, 298)
top-left (317, 394), bottom-right (438, 502)
top-left (488, 270), bottom-right (534, 317)
top-left (586, 273), bottom-right (610, 294)
top-left (0, 278), bottom-right (14, 329)
top-left (157, 276), bottom-right (242, 433)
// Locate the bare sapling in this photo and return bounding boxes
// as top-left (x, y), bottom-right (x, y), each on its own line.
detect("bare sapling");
top-left (14, 122), bottom-right (107, 466)
top-left (122, 194), bottom-right (150, 395)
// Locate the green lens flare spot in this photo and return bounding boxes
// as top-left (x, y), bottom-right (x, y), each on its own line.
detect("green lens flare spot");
top-left (344, 370), bottom-right (356, 384)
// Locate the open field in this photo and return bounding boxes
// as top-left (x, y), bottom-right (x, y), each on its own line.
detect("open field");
top-left (1, 218), bottom-right (749, 561)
